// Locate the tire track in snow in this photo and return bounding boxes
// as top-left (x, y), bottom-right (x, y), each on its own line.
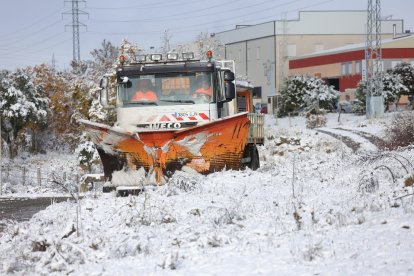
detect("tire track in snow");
top-left (334, 127), bottom-right (386, 149)
top-left (317, 127), bottom-right (379, 152)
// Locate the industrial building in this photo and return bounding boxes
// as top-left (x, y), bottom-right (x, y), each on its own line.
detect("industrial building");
top-left (214, 10), bottom-right (406, 113)
top-left (289, 34), bottom-right (414, 102)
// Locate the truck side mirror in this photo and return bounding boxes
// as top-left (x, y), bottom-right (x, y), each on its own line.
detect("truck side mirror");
top-left (224, 71), bottom-right (235, 82)
top-left (225, 82), bottom-right (235, 101)
top-left (99, 77), bottom-right (113, 108)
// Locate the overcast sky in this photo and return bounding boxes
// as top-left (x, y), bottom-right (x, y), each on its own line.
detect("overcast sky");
top-left (0, 0), bottom-right (413, 71)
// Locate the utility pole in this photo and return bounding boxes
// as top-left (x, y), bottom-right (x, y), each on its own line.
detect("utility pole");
top-left (51, 53), bottom-right (56, 70)
top-left (63, 0), bottom-right (88, 62)
top-left (278, 13), bottom-right (288, 92)
top-left (365, 0), bottom-right (384, 118)
top-left (0, 115), bottom-right (2, 195)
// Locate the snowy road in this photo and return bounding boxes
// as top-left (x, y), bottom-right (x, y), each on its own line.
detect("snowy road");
top-left (0, 197), bottom-right (74, 231)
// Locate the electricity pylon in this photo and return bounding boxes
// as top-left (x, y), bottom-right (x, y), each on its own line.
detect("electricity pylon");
top-left (63, 0), bottom-right (88, 62)
top-left (365, 0), bottom-right (384, 118)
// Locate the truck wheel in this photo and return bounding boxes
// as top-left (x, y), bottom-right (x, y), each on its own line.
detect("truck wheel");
top-left (250, 145), bottom-right (260, 170)
top-left (243, 144), bottom-right (260, 170)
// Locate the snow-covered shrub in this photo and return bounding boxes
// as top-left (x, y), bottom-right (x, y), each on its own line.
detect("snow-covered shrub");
top-left (0, 70), bottom-right (49, 157)
top-left (390, 62), bottom-right (414, 97)
top-left (383, 112), bottom-right (414, 149)
top-left (75, 139), bottom-right (100, 172)
top-left (305, 113), bottom-right (327, 129)
top-left (278, 75), bottom-right (339, 116)
top-left (382, 72), bottom-right (409, 110)
top-left (356, 71), bottom-right (409, 113)
top-left (358, 171), bottom-right (379, 193)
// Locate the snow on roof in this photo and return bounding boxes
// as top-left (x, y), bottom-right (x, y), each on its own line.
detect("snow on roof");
top-left (235, 80), bottom-right (254, 89)
top-left (291, 34), bottom-right (414, 60)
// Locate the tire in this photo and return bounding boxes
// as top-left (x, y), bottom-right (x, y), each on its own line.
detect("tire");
top-left (243, 144), bottom-right (260, 170)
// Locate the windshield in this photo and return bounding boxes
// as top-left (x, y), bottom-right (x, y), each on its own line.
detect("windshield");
top-left (117, 72), bottom-right (213, 107)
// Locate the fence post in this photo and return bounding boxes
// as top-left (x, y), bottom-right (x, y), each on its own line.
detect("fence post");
top-left (5, 165), bottom-right (9, 182)
top-left (63, 172), bottom-right (66, 183)
top-left (37, 167), bottom-right (41, 186)
top-left (22, 166), bottom-right (26, 186)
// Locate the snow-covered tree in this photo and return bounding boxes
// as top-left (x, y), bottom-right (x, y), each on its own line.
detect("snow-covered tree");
top-left (388, 62), bottom-right (414, 107)
top-left (382, 72), bottom-right (409, 110)
top-left (88, 40), bottom-right (118, 124)
top-left (75, 133), bottom-right (101, 172)
top-left (0, 69), bottom-right (48, 158)
top-left (278, 75), bottom-right (339, 116)
top-left (356, 72), bottom-right (409, 113)
top-left (90, 39), bottom-right (118, 70)
top-left (390, 62), bottom-right (414, 96)
top-left (119, 38), bottom-right (139, 64)
top-left (175, 32), bottom-right (222, 60)
top-left (160, 30), bottom-right (172, 56)
top-left (30, 64), bottom-right (79, 149)
top-left (354, 81), bottom-right (367, 114)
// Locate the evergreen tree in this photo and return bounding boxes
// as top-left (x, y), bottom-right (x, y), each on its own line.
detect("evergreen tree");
top-left (389, 62), bottom-right (414, 107)
top-left (279, 75), bottom-right (339, 116)
top-left (0, 70), bottom-right (48, 158)
top-left (382, 72), bottom-right (408, 110)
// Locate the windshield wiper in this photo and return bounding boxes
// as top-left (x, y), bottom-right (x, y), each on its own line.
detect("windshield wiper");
top-left (129, 101), bottom-right (158, 106)
top-left (160, 99), bottom-right (195, 104)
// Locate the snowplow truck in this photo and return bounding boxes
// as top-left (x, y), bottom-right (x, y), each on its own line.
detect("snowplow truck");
top-left (80, 51), bottom-right (264, 191)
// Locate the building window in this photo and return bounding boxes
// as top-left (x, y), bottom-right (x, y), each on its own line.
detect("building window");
top-left (287, 44), bottom-right (296, 57)
top-left (256, 47), bottom-right (261, 60)
top-left (355, 61), bottom-right (362, 74)
top-left (341, 62), bottom-right (352, 75)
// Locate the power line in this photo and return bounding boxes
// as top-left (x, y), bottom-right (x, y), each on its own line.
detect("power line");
top-left (87, 0), bottom-right (301, 35)
top-left (0, 8), bottom-right (65, 39)
top-left (0, 32), bottom-right (67, 55)
top-left (0, 20), bottom-right (63, 48)
top-left (88, 0), bottom-right (256, 23)
top-left (85, 0), bottom-right (178, 10)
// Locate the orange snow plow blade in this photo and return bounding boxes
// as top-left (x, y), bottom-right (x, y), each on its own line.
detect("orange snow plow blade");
top-left (80, 113), bottom-right (251, 184)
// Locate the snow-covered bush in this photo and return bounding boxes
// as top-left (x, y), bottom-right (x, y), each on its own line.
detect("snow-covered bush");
top-left (305, 113), bottom-right (327, 129)
top-left (390, 62), bottom-right (414, 96)
top-left (382, 72), bottom-right (409, 109)
top-left (383, 111), bottom-right (414, 149)
top-left (278, 75), bottom-right (339, 116)
top-left (75, 138), bottom-right (100, 172)
top-left (0, 70), bottom-right (49, 158)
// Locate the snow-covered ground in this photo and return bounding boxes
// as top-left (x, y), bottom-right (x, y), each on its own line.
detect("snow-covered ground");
top-left (1, 113), bottom-right (414, 275)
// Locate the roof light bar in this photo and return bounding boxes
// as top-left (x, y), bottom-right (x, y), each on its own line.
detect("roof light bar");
top-left (182, 52), bottom-right (195, 60)
top-left (136, 54), bottom-right (146, 62)
top-left (167, 53), bottom-right (179, 60)
top-left (149, 54), bottom-right (162, 62)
